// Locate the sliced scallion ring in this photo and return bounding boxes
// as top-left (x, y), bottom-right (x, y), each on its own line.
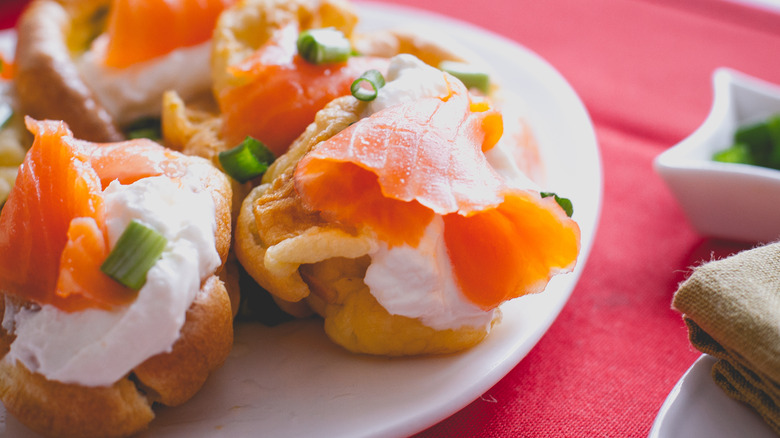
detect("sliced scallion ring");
top-left (439, 61), bottom-right (490, 94)
top-left (541, 192), bottom-right (574, 218)
top-left (350, 69), bottom-right (385, 102)
top-left (100, 219), bottom-right (168, 290)
top-left (218, 136), bottom-right (275, 183)
top-left (296, 28), bottom-right (352, 65)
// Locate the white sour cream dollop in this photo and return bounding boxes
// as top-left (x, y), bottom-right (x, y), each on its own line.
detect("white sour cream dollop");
top-left (78, 35), bottom-right (212, 125)
top-left (364, 217), bottom-right (495, 330)
top-left (3, 174), bottom-right (220, 386)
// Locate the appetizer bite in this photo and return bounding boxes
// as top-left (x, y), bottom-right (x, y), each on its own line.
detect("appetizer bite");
top-left (0, 118), bottom-right (233, 438)
top-left (210, 0), bottom-right (388, 156)
top-left (163, 0), bottom-right (375, 164)
top-left (235, 55), bottom-right (580, 355)
top-left (13, 0), bottom-right (234, 142)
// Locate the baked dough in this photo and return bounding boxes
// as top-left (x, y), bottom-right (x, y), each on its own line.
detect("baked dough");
top-left (14, 0), bottom-right (123, 142)
top-left (0, 141), bottom-right (234, 438)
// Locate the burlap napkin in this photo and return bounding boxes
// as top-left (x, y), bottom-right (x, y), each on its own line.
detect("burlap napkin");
top-left (672, 242), bottom-right (780, 435)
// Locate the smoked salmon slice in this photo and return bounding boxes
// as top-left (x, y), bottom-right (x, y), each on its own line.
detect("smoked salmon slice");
top-left (218, 23), bottom-right (389, 156)
top-left (71, 137), bottom-right (186, 189)
top-left (443, 192), bottom-right (580, 310)
top-left (103, 0), bottom-right (236, 68)
top-left (0, 118), bottom-right (183, 312)
top-left (294, 78), bottom-right (507, 246)
top-left (294, 79), bottom-right (580, 311)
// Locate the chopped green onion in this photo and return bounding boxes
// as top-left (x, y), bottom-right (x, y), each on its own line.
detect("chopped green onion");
top-left (736, 121), bottom-right (773, 165)
top-left (101, 219), bottom-right (167, 291)
top-left (296, 28), bottom-right (352, 65)
top-left (713, 114), bottom-right (780, 170)
top-left (765, 116), bottom-right (780, 168)
top-left (713, 142), bottom-right (754, 165)
top-left (350, 69), bottom-right (385, 101)
top-left (0, 102), bottom-right (13, 129)
top-left (541, 192), bottom-right (574, 217)
top-left (218, 136), bottom-right (275, 183)
top-left (125, 117), bottom-right (162, 141)
top-left (438, 61), bottom-right (490, 94)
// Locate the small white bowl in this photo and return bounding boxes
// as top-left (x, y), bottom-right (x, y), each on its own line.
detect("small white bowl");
top-left (654, 68), bottom-right (780, 243)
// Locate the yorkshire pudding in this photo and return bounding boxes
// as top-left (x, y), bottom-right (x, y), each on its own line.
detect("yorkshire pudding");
top-left (0, 119), bottom-right (235, 438)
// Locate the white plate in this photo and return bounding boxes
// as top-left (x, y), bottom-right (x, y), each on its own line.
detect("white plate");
top-left (649, 355), bottom-right (777, 438)
top-left (0, 2), bottom-right (601, 437)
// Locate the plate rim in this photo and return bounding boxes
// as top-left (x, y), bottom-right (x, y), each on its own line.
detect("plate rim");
top-left (649, 354), bottom-right (777, 438)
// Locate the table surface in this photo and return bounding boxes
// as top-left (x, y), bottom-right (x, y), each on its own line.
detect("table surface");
top-left (0, 0), bottom-right (775, 436)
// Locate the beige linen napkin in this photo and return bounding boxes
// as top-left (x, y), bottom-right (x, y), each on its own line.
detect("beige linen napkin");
top-left (672, 242), bottom-right (780, 435)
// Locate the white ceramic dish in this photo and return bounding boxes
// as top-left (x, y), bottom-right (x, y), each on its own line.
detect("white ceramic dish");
top-left (654, 68), bottom-right (780, 243)
top-left (649, 355), bottom-right (776, 438)
top-left (0, 2), bottom-right (601, 437)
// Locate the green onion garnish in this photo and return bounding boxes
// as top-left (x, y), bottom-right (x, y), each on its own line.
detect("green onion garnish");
top-left (713, 142), bottom-right (754, 165)
top-left (438, 61), bottom-right (490, 94)
top-left (218, 136), bottom-right (275, 183)
top-left (296, 28), bottom-right (352, 65)
top-left (541, 192), bottom-right (574, 217)
top-left (713, 114), bottom-right (780, 170)
top-left (125, 117), bottom-right (162, 141)
top-left (100, 219), bottom-right (167, 291)
top-left (350, 69), bottom-right (385, 101)
top-left (0, 102), bottom-right (13, 128)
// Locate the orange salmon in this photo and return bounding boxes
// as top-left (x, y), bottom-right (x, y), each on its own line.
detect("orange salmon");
top-left (0, 118), bottom-right (184, 312)
top-left (103, 0), bottom-right (236, 69)
top-left (294, 78), bottom-right (580, 311)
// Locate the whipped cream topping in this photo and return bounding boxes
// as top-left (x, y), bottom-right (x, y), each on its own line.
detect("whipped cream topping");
top-left (3, 174), bottom-right (220, 386)
top-left (78, 35), bottom-right (212, 125)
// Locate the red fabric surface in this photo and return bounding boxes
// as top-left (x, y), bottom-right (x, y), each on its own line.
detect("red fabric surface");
top-left (0, 0), bottom-right (775, 436)
top-left (0, 2), bottom-right (24, 31)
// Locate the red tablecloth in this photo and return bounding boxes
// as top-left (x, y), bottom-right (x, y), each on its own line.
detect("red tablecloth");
top-left (1, 0), bottom-right (776, 436)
